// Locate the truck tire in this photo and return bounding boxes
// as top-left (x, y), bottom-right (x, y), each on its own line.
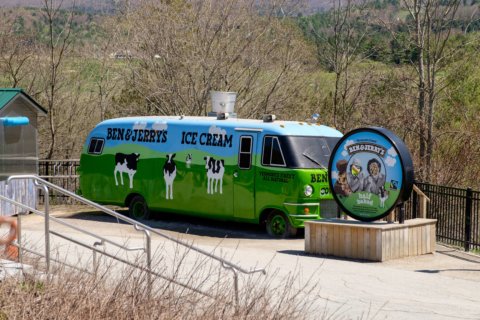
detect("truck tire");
top-left (266, 210), bottom-right (297, 238)
top-left (128, 195), bottom-right (150, 220)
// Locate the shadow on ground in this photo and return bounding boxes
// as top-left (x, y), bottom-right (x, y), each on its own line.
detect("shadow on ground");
top-left (61, 209), bottom-right (305, 240)
top-left (416, 268), bottom-right (480, 274)
top-left (277, 249), bottom-right (376, 263)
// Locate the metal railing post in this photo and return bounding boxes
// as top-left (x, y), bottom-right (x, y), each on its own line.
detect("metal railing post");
top-left (135, 225), bottom-right (152, 295)
top-left (398, 203), bottom-right (405, 224)
top-left (35, 181), bottom-right (50, 272)
top-left (412, 189), bottom-right (418, 219)
top-left (465, 187), bottom-right (473, 252)
top-left (93, 240), bottom-right (104, 277)
top-left (16, 213), bottom-right (23, 265)
top-left (222, 263), bottom-right (239, 314)
top-left (233, 269), bottom-right (239, 314)
top-left (146, 231), bottom-right (152, 295)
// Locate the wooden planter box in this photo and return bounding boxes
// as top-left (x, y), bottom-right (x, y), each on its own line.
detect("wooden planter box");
top-left (305, 218), bottom-right (437, 261)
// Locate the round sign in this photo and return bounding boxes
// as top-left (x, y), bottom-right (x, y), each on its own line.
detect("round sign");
top-left (328, 127), bottom-right (414, 222)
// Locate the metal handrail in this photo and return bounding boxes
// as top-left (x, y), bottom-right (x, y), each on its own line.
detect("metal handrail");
top-left (0, 194), bottom-right (144, 253)
top-left (49, 231), bottom-right (213, 298)
top-left (8, 231), bottom-right (213, 299)
top-left (7, 175), bottom-right (266, 276)
top-left (38, 175), bottom-right (80, 179)
top-left (2, 175), bottom-right (267, 307)
top-left (39, 159), bottom-right (80, 162)
top-left (12, 244), bottom-right (92, 274)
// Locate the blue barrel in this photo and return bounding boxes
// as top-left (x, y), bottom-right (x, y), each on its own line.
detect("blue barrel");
top-left (0, 117), bottom-right (30, 127)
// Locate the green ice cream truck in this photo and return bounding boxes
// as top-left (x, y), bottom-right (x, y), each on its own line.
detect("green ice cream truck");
top-left (78, 114), bottom-right (343, 237)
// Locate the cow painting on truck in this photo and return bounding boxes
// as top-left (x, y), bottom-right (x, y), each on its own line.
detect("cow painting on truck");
top-left (204, 156), bottom-right (225, 194)
top-left (114, 153), bottom-right (140, 189)
top-left (78, 115), bottom-right (343, 238)
top-left (163, 153), bottom-right (177, 200)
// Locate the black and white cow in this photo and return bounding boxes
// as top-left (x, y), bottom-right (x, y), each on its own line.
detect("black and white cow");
top-left (163, 153), bottom-right (176, 200)
top-left (204, 156), bottom-right (225, 194)
top-left (379, 185), bottom-right (389, 208)
top-left (186, 153), bottom-right (192, 168)
top-left (114, 153), bottom-right (140, 189)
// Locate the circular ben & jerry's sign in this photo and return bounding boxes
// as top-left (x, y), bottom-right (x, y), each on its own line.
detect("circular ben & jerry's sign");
top-left (328, 127), bottom-right (414, 222)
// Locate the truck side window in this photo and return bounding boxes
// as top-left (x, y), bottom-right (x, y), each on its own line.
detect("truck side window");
top-left (88, 138), bottom-right (104, 155)
top-left (238, 136), bottom-right (252, 169)
top-left (262, 136), bottom-right (286, 167)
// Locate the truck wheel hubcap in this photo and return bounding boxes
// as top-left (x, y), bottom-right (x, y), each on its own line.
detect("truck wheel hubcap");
top-left (271, 215), bottom-right (286, 235)
top-left (133, 203), bottom-right (144, 218)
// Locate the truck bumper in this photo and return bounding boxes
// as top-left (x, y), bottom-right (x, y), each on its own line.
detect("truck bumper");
top-left (283, 200), bottom-right (340, 228)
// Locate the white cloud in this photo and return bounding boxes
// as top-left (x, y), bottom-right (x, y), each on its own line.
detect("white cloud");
top-left (341, 150), bottom-right (348, 157)
top-left (133, 121), bottom-right (147, 130)
top-left (331, 171), bottom-right (339, 179)
top-left (209, 125), bottom-right (226, 138)
top-left (152, 121), bottom-right (168, 131)
top-left (388, 147), bottom-right (398, 157)
top-left (344, 139), bottom-right (354, 149)
top-left (385, 156), bottom-right (397, 167)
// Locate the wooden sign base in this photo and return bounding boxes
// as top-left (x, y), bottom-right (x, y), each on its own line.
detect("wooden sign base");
top-left (305, 218), bottom-right (437, 261)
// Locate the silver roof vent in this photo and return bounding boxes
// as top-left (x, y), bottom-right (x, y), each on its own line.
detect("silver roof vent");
top-left (217, 112), bottom-right (229, 120)
top-left (263, 114), bottom-right (276, 123)
top-left (211, 91), bottom-right (236, 114)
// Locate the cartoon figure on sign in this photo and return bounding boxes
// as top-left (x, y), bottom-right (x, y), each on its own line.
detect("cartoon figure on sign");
top-left (204, 156), bottom-right (225, 194)
top-left (333, 160), bottom-right (352, 196)
top-left (163, 153), bottom-right (176, 200)
top-left (114, 153), bottom-right (140, 189)
top-left (347, 158), bottom-right (364, 193)
top-left (363, 158), bottom-right (386, 194)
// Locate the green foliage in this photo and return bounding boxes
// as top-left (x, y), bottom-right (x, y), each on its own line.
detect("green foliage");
top-left (3, 7), bottom-right (107, 45)
top-left (13, 15), bottom-right (25, 34)
top-left (441, 39), bottom-right (480, 124)
top-left (296, 3), bottom-right (479, 66)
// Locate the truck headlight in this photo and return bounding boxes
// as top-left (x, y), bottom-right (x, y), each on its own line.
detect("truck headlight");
top-left (304, 185), bottom-right (313, 197)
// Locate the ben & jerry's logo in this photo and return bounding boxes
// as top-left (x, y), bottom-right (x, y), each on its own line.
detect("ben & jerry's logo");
top-left (347, 143), bottom-right (386, 157)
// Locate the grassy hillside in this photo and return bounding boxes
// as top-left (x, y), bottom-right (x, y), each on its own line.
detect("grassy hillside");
top-left (0, 6), bottom-right (107, 44)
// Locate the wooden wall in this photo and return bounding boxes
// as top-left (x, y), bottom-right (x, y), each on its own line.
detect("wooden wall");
top-left (0, 179), bottom-right (36, 216)
top-left (305, 218), bottom-right (437, 261)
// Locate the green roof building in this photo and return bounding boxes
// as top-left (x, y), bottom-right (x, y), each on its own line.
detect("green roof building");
top-left (0, 88), bottom-right (47, 216)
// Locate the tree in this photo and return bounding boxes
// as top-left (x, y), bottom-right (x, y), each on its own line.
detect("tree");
top-left (115, 0), bottom-right (312, 119)
top-left (401, 0), bottom-right (461, 181)
top-left (41, 0), bottom-right (76, 159)
top-left (304, 0), bottom-right (372, 131)
top-left (90, 15), bottom-right (121, 122)
top-left (0, 18), bottom-right (38, 90)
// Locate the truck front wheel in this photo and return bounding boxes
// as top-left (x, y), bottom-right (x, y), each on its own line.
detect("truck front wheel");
top-left (128, 195), bottom-right (150, 220)
top-left (266, 211), bottom-right (297, 238)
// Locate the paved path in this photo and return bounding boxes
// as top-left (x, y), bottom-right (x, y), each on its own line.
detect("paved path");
top-left (5, 206), bottom-right (480, 319)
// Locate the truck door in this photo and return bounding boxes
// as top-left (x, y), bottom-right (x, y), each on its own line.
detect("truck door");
top-left (233, 132), bottom-right (258, 219)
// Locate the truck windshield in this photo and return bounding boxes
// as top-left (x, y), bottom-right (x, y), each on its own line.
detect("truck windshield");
top-left (281, 136), bottom-right (340, 169)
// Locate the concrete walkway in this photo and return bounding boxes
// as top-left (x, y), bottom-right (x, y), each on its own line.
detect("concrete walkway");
top-left (4, 206), bottom-right (480, 319)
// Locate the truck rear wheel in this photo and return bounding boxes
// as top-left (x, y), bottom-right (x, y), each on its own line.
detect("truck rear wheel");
top-left (128, 195), bottom-right (150, 220)
top-left (266, 211), bottom-right (297, 238)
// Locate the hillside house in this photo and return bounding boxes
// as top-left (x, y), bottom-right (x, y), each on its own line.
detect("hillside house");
top-left (0, 88), bottom-right (47, 216)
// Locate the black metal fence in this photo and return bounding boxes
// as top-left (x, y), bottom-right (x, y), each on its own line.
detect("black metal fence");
top-left (38, 159), bottom-right (80, 204)
top-left (405, 182), bottom-right (480, 252)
